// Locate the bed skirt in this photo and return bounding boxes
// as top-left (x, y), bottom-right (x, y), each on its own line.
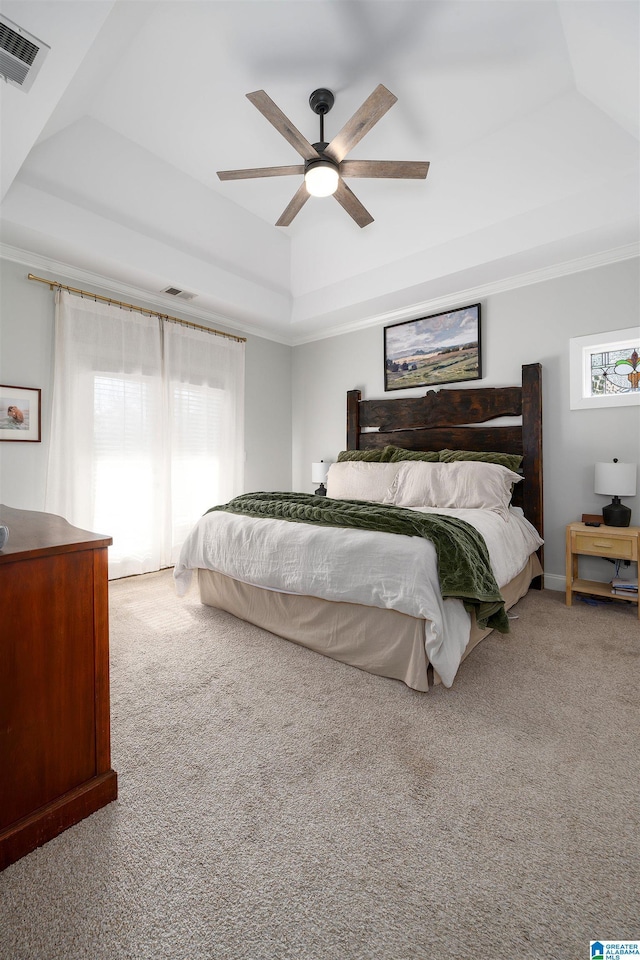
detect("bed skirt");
top-left (197, 554), bottom-right (542, 691)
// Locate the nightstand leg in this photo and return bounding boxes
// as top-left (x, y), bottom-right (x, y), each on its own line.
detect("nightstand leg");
top-left (565, 527), bottom-right (574, 607)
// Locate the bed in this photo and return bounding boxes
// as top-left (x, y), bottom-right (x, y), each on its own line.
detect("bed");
top-left (175, 363), bottom-right (543, 690)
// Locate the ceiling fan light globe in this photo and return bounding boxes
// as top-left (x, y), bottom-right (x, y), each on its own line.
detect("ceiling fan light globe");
top-left (305, 162), bottom-right (339, 197)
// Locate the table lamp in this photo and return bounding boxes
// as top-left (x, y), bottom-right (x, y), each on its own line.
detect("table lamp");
top-left (312, 460), bottom-right (330, 496)
top-left (594, 459), bottom-right (637, 527)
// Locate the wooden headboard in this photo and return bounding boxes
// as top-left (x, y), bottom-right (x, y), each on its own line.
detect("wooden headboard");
top-left (347, 362), bottom-right (543, 581)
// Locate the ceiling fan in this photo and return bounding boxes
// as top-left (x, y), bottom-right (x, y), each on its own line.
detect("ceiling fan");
top-left (217, 85), bottom-right (430, 228)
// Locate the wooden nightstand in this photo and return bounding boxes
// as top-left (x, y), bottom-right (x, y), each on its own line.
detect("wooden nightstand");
top-left (566, 522), bottom-right (639, 618)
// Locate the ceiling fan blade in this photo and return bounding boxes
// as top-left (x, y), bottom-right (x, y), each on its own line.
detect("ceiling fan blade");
top-left (246, 90), bottom-right (319, 162)
top-left (324, 84), bottom-right (397, 164)
top-left (339, 160), bottom-right (430, 180)
top-left (218, 165), bottom-right (304, 181)
top-left (333, 180), bottom-right (374, 228)
top-left (276, 183), bottom-right (310, 226)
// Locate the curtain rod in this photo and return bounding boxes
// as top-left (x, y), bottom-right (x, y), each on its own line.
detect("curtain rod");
top-left (27, 273), bottom-right (247, 343)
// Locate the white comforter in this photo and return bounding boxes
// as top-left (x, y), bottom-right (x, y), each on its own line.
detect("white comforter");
top-left (174, 504), bottom-right (543, 687)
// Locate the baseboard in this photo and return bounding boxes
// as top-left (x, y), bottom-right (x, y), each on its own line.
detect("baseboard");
top-left (544, 573), bottom-right (565, 592)
top-left (0, 770), bottom-right (118, 871)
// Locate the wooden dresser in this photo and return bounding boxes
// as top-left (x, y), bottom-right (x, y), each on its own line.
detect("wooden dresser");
top-left (0, 505), bottom-right (118, 870)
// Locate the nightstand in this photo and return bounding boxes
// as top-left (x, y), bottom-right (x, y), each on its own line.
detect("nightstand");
top-left (565, 522), bottom-right (639, 618)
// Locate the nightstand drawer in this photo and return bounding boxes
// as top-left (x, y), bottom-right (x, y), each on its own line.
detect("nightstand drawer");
top-left (573, 532), bottom-right (636, 559)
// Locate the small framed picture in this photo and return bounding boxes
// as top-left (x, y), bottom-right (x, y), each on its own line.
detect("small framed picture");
top-left (384, 303), bottom-right (482, 391)
top-left (0, 385), bottom-right (42, 442)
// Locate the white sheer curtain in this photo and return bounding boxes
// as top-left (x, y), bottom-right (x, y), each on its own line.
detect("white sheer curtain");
top-left (45, 290), bottom-right (244, 578)
top-left (164, 318), bottom-right (244, 565)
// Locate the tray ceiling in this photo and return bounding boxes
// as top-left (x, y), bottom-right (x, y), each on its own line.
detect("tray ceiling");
top-left (1, 0), bottom-right (638, 343)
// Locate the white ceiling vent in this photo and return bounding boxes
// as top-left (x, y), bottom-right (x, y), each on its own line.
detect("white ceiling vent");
top-left (0, 15), bottom-right (50, 92)
top-left (162, 286), bottom-right (197, 301)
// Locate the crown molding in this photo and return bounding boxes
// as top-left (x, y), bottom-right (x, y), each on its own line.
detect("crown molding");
top-left (289, 242), bottom-right (640, 345)
top-left (2, 239), bottom-right (638, 349)
top-left (0, 243), bottom-right (294, 346)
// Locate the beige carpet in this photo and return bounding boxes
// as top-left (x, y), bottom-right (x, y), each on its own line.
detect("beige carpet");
top-left (1, 570), bottom-right (639, 960)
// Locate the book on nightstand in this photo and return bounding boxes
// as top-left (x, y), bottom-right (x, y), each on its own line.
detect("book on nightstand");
top-left (610, 576), bottom-right (638, 597)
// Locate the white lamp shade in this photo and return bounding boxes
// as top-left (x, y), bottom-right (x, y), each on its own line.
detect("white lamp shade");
top-left (312, 461), bottom-right (331, 484)
top-left (594, 461), bottom-right (637, 497)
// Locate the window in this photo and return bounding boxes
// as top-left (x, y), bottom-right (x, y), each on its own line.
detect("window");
top-left (570, 327), bottom-right (640, 410)
top-left (168, 380), bottom-right (227, 560)
top-left (93, 374), bottom-right (161, 571)
top-left (46, 291), bottom-right (244, 579)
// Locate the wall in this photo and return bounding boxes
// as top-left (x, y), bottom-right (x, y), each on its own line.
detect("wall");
top-left (2, 253), bottom-right (639, 590)
top-left (0, 256), bottom-right (292, 509)
top-left (292, 257), bottom-right (640, 590)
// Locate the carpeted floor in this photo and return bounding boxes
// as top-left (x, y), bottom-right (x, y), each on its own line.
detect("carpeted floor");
top-left (1, 570), bottom-right (639, 960)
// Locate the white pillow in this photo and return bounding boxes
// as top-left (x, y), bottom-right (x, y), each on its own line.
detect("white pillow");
top-left (389, 460), bottom-right (522, 519)
top-left (383, 460), bottom-right (439, 507)
top-left (326, 461), bottom-right (402, 503)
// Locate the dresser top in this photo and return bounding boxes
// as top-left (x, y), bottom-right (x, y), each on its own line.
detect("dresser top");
top-left (0, 504), bottom-right (112, 563)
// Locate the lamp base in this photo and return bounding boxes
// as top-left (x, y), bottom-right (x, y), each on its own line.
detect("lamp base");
top-left (315, 483), bottom-right (327, 497)
top-left (602, 496), bottom-right (631, 527)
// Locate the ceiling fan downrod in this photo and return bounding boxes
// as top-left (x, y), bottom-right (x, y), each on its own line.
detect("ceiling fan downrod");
top-left (309, 87), bottom-right (334, 144)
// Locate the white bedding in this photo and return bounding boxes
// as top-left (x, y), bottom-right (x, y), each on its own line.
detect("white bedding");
top-left (174, 503), bottom-right (543, 688)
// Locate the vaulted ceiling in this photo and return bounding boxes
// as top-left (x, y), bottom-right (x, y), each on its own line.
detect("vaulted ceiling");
top-left (1, 1), bottom-right (638, 344)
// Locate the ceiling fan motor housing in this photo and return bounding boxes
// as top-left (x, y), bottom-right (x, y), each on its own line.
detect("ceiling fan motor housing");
top-left (306, 142), bottom-right (335, 170)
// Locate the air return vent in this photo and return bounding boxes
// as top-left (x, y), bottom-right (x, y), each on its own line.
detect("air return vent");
top-left (162, 286), bottom-right (197, 301)
top-left (0, 15), bottom-right (50, 92)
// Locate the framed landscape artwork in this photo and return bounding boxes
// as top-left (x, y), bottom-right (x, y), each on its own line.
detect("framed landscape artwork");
top-left (384, 304), bottom-right (482, 391)
top-left (0, 385), bottom-right (41, 441)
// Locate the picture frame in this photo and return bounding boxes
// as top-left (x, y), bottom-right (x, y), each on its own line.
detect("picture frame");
top-left (0, 385), bottom-right (42, 442)
top-left (384, 303), bottom-right (482, 391)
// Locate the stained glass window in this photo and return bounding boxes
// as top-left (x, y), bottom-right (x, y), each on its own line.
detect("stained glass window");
top-left (570, 328), bottom-right (640, 410)
top-left (589, 345), bottom-right (640, 396)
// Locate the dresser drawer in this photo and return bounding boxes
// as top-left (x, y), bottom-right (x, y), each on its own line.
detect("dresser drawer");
top-left (573, 532), bottom-right (637, 560)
